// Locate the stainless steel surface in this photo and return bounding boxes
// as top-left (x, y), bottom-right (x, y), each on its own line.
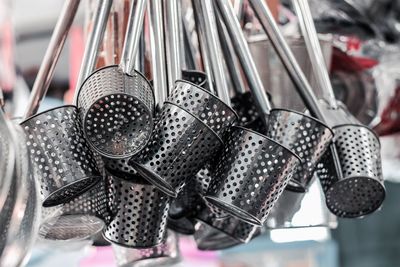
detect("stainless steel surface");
top-left (130, 103), bottom-right (223, 197)
top-left (205, 126), bottom-right (301, 226)
top-left (165, 0), bottom-right (183, 91)
top-left (197, 0), bottom-right (231, 105)
top-left (103, 173), bottom-right (170, 248)
top-left (24, 0), bottom-right (80, 118)
top-left (77, 66), bottom-right (154, 158)
top-left (74, 0), bottom-right (112, 102)
top-left (266, 109), bottom-right (333, 192)
top-left (120, 0), bottom-right (147, 75)
top-left (166, 80), bottom-right (237, 139)
top-left (39, 178), bottom-right (109, 241)
top-left (293, 0), bottom-right (338, 109)
top-left (112, 231), bottom-right (180, 267)
top-left (317, 124), bottom-right (385, 218)
top-left (216, 0), bottom-right (271, 124)
top-left (149, 0), bottom-right (168, 106)
top-left (182, 70), bottom-right (208, 89)
top-left (21, 105), bottom-right (102, 207)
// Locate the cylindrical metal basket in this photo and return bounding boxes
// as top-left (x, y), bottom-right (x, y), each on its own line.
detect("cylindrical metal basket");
top-left (205, 126), bottom-right (301, 226)
top-left (103, 172), bottom-right (170, 248)
top-left (21, 105), bottom-right (102, 207)
top-left (130, 103), bottom-right (223, 197)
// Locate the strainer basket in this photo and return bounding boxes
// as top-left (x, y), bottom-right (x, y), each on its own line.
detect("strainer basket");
top-left (165, 80), bottom-right (238, 140)
top-left (182, 70), bottom-right (209, 89)
top-left (129, 103), bottom-right (223, 197)
top-left (102, 172), bottom-right (170, 248)
top-left (266, 109), bottom-right (333, 192)
top-left (39, 178), bottom-right (110, 241)
top-left (112, 231), bottom-right (180, 267)
top-left (204, 126), bottom-right (301, 226)
top-left (316, 124), bottom-right (385, 218)
top-left (21, 105), bottom-right (102, 207)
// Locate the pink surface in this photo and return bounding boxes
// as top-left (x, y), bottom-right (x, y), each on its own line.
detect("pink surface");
top-left (80, 247), bottom-right (115, 267)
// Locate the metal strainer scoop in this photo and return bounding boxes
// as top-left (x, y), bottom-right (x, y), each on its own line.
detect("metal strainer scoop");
top-left (292, 0), bottom-right (385, 217)
top-left (77, 0), bottom-right (155, 159)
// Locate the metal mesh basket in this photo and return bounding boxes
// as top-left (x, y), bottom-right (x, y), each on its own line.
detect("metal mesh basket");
top-left (129, 103), bottom-right (223, 197)
top-left (21, 105), bottom-right (102, 207)
top-left (205, 126), bottom-right (301, 226)
top-left (166, 80), bottom-right (238, 139)
top-left (103, 172), bottom-right (170, 248)
top-left (266, 109), bottom-right (333, 192)
top-left (112, 231), bottom-right (180, 267)
top-left (77, 66), bottom-right (155, 158)
top-left (39, 178), bottom-right (109, 241)
top-left (182, 70), bottom-right (208, 89)
top-left (316, 124), bottom-right (385, 218)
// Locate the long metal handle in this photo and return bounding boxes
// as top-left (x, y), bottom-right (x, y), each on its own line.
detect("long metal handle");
top-left (197, 0), bottom-right (231, 105)
top-left (149, 0), bottom-right (168, 106)
top-left (74, 0), bottom-right (113, 104)
top-left (24, 0), bottom-right (80, 119)
top-left (192, 0), bottom-right (216, 94)
top-left (248, 0), bottom-right (325, 121)
top-left (165, 0), bottom-right (183, 90)
top-left (216, 0), bottom-right (271, 122)
top-left (215, 10), bottom-right (246, 95)
top-left (120, 0), bottom-right (147, 75)
top-left (293, 0), bottom-right (338, 109)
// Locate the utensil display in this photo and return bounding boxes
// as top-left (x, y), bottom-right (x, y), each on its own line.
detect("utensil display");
top-left (77, 0), bottom-right (155, 159)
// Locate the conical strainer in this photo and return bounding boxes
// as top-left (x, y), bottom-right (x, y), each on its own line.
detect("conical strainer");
top-left (77, 0), bottom-right (154, 159)
top-left (292, 0), bottom-right (385, 217)
top-left (21, 106), bottom-right (102, 207)
top-left (103, 172), bottom-right (170, 248)
top-left (129, 103), bottom-right (223, 197)
top-left (39, 177), bottom-right (109, 241)
top-left (112, 231), bottom-right (180, 267)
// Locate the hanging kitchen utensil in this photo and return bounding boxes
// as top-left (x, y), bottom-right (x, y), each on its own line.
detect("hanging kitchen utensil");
top-left (38, 177), bottom-right (110, 241)
top-left (216, 0), bottom-right (334, 193)
top-left (21, 106), bottom-right (102, 207)
top-left (293, 0), bottom-right (385, 217)
top-left (103, 171), bottom-right (170, 248)
top-left (77, 0), bottom-right (154, 159)
top-left (182, 70), bottom-right (208, 89)
top-left (129, 103), bottom-right (223, 197)
top-left (0, 122), bottom-right (40, 267)
top-left (112, 231), bottom-right (180, 267)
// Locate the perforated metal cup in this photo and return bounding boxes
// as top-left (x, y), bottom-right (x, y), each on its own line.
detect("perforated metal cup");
top-left (316, 124), bottom-right (385, 218)
top-left (204, 126), bottom-right (301, 226)
top-left (182, 70), bottom-right (208, 89)
top-left (266, 109), bottom-right (334, 192)
top-left (112, 231), bottom-right (180, 267)
top-left (21, 105), bottom-right (102, 207)
top-left (77, 65), bottom-right (155, 159)
top-left (129, 103), bottom-right (223, 197)
top-left (103, 172), bottom-right (170, 248)
top-left (166, 80), bottom-right (238, 140)
top-left (39, 178), bottom-right (109, 241)
top-left (231, 91), bottom-right (260, 127)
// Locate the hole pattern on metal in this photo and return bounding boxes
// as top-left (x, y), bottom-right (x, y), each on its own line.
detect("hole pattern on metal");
top-left (205, 127), bottom-right (301, 226)
top-left (77, 66), bottom-right (154, 158)
top-left (182, 70), bottom-right (208, 89)
top-left (103, 174), bottom-right (170, 248)
top-left (166, 81), bottom-right (237, 139)
top-left (22, 106), bottom-right (101, 207)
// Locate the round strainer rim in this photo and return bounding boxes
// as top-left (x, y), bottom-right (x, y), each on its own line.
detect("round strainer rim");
top-left (19, 105), bottom-right (77, 125)
top-left (332, 123), bottom-right (381, 146)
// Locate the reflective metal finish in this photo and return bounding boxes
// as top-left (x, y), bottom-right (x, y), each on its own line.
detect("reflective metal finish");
top-left (24, 0), bottom-right (80, 118)
top-left (182, 70), bottom-right (208, 89)
top-left (130, 103), bottom-right (223, 197)
top-left (205, 126), bottom-right (301, 226)
top-left (21, 106), bottom-right (102, 207)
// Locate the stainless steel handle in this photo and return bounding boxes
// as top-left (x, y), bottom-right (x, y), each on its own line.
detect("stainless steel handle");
top-left (24, 0), bottom-right (80, 119)
top-left (165, 0), bottom-right (183, 90)
top-left (197, 0), bottom-right (231, 105)
top-left (74, 0), bottom-right (113, 104)
top-left (216, 0), bottom-right (271, 122)
top-left (120, 0), bottom-right (147, 75)
top-left (293, 0), bottom-right (338, 109)
top-left (149, 0), bottom-right (168, 106)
